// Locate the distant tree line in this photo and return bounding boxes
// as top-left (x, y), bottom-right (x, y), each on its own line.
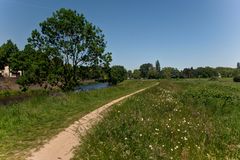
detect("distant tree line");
top-left (128, 60), bottom-right (240, 80)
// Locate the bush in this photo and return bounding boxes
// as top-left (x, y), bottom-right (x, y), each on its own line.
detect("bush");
top-left (233, 75), bottom-right (240, 82)
top-left (209, 76), bottom-right (219, 81)
top-left (109, 65), bottom-right (127, 85)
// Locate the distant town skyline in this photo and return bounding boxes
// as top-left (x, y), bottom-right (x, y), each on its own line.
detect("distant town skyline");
top-left (1, 0), bottom-right (240, 70)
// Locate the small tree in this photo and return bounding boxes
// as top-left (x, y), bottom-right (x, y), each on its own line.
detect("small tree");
top-left (155, 60), bottom-right (161, 78)
top-left (127, 70), bottom-right (133, 79)
top-left (132, 69), bottom-right (141, 79)
top-left (109, 65), bottom-right (127, 85)
top-left (148, 68), bottom-right (158, 79)
top-left (237, 62), bottom-right (240, 69)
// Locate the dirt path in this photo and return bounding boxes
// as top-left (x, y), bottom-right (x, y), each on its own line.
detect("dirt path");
top-left (27, 84), bottom-right (157, 160)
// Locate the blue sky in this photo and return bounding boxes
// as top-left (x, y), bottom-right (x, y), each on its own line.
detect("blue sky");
top-left (0, 0), bottom-right (240, 70)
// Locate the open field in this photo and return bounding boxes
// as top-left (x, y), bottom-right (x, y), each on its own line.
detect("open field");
top-left (0, 80), bottom-right (156, 160)
top-left (73, 79), bottom-right (240, 159)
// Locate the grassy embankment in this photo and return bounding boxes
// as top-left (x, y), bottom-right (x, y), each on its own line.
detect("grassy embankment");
top-left (0, 80), bottom-right (156, 160)
top-left (73, 79), bottom-right (240, 159)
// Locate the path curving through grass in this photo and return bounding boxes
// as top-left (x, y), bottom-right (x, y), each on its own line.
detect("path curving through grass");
top-left (27, 83), bottom-right (158, 160)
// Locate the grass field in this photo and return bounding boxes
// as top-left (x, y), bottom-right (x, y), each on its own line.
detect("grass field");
top-left (73, 79), bottom-right (240, 159)
top-left (0, 80), bottom-right (156, 160)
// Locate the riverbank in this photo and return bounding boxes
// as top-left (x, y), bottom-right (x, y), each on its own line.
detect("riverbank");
top-left (0, 80), bottom-right (157, 160)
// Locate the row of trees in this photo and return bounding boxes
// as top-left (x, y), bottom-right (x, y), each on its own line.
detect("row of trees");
top-left (128, 61), bottom-right (240, 79)
top-left (0, 8), bottom-right (126, 91)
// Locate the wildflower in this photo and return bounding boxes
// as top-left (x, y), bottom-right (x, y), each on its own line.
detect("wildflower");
top-left (118, 110), bottom-right (120, 113)
top-left (175, 146), bottom-right (179, 149)
top-left (162, 144), bottom-right (165, 147)
top-left (141, 118), bottom-right (144, 121)
top-left (184, 137), bottom-right (188, 141)
top-left (196, 145), bottom-right (200, 149)
top-left (177, 129), bottom-right (180, 132)
top-left (149, 145), bottom-right (153, 150)
top-left (171, 148), bottom-right (173, 151)
top-left (155, 128), bottom-right (159, 131)
top-left (124, 137), bottom-right (128, 140)
top-left (169, 118), bottom-right (171, 121)
top-left (139, 134), bottom-right (142, 137)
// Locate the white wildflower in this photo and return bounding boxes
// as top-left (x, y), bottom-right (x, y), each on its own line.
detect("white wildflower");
top-left (149, 145), bottom-right (153, 150)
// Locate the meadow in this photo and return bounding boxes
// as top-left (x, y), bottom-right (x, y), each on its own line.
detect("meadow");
top-left (73, 79), bottom-right (240, 159)
top-left (0, 80), bottom-right (156, 160)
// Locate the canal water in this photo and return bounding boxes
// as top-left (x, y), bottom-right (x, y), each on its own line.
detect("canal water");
top-left (75, 82), bottom-right (110, 92)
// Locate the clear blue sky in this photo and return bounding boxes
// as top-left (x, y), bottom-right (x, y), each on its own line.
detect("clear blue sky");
top-left (1, 0), bottom-right (240, 70)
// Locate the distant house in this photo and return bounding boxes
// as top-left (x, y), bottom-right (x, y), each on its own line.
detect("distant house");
top-left (0, 66), bottom-right (22, 78)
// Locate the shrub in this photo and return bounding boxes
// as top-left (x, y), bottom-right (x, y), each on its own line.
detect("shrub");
top-left (109, 65), bottom-right (127, 85)
top-left (233, 75), bottom-right (240, 82)
top-left (209, 76), bottom-right (219, 81)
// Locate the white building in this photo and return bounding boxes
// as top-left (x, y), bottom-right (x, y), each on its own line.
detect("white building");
top-left (0, 66), bottom-right (22, 78)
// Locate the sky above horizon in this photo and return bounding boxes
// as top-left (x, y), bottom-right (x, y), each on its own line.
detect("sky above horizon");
top-left (0, 0), bottom-right (240, 70)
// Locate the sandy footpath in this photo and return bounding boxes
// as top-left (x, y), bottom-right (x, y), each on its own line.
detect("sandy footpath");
top-left (27, 84), bottom-right (157, 160)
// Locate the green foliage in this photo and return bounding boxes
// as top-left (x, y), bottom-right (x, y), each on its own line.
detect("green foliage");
top-left (127, 70), bottom-right (133, 79)
top-left (139, 63), bottom-right (153, 78)
top-left (148, 67), bottom-right (159, 79)
top-left (237, 62), bottom-right (240, 69)
top-left (209, 76), bottom-right (219, 81)
top-left (23, 8), bottom-right (112, 91)
top-left (233, 75), bottom-right (240, 82)
top-left (0, 40), bottom-right (19, 69)
top-left (161, 67), bottom-right (180, 79)
top-left (14, 45), bottom-right (50, 89)
top-left (132, 69), bottom-right (141, 79)
top-left (109, 65), bottom-right (127, 85)
top-left (194, 67), bottom-right (218, 78)
top-left (155, 60), bottom-right (161, 74)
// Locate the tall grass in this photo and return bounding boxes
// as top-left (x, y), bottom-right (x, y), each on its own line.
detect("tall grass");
top-left (0, 80), bottom-right (156, 160)
top-left (73, 80), bottom-right (240, 159)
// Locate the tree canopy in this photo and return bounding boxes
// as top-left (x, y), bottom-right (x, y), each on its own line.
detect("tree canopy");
top-left (139, 63), bottom-right (153, 78)
top-left (109, 65), bottom-right (127, 85)
top-left (17, 8), bottom-right (112, 91)
top-left (0, 40), bottom-right (19, 70)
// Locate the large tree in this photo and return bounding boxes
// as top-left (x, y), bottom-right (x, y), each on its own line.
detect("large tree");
top-left (139, 63), bottom-right (153, 78)
top-left (0, 40), bottom-right (19, 70)
top-left (155, 60), bottom-right (160, 73)
top-left (27, 8), bottom-right (112, 91)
